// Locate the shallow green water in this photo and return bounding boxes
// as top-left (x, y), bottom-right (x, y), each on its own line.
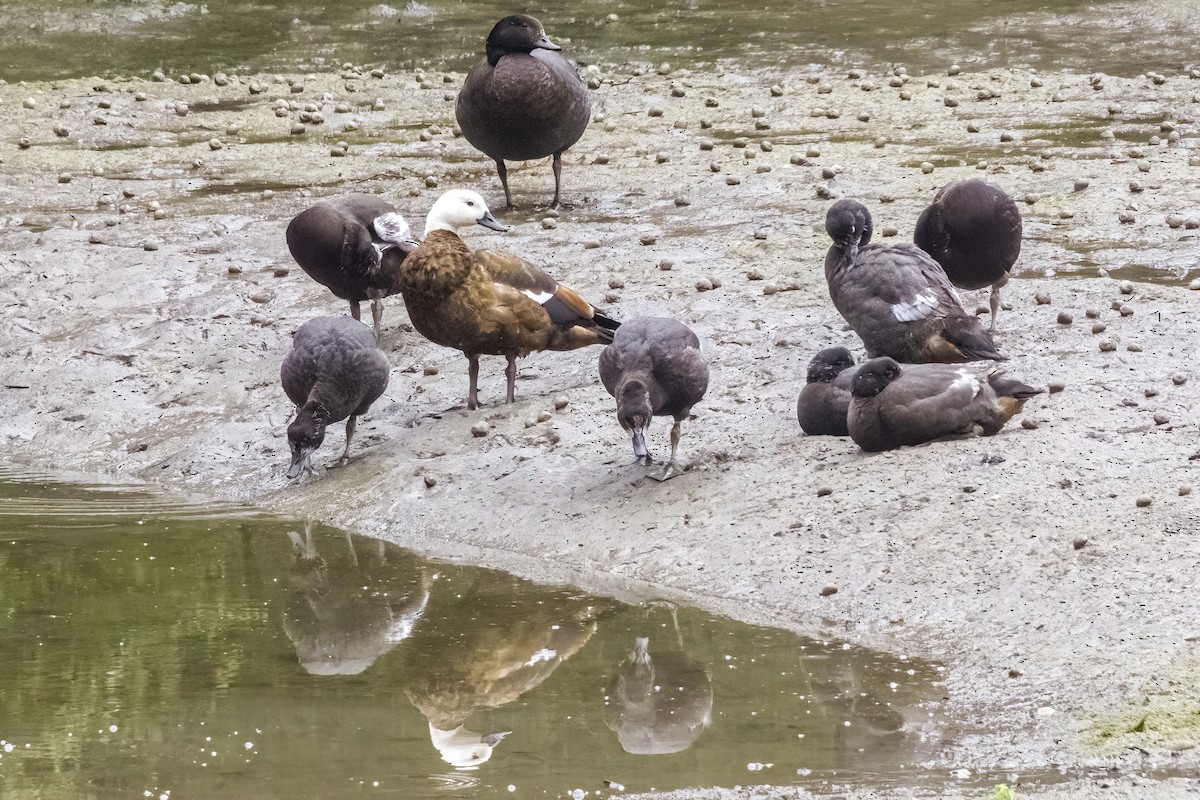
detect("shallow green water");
top-left (0, 0), bottom-right (1184, 83)
top-left (0, 470), bottom-right (950, 798)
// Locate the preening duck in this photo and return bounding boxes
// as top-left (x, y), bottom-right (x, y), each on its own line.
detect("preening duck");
top-left (280, 316), bottom-right (390, 479)
top-left (847, 356), bottom-right (1041, 452)
top-left (796, 346), bottom-right (858, 436)
top-left (455, 14), bottom-right (591, 209)
top-left (914, 179), bottom-right (1023, 333)
top-left (825, 198), bottom-right (1003, 363)
top-left (285, 194), bottom-right (420, 340)
top-left (399, 189), bottom-right (618, 409)
top-left (598, 317), bottom-right (709, 481)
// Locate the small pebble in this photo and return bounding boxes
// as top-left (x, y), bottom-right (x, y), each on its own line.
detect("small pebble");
top-left (1118, 211), bottom-right (1136, 223)
top-left (1179, 485), bottom-right (1192, 497)
top-left (1000, 131), bottom-right (1014, 142)
top-left (1144, 387), bottom-right (1158, 397)
top-left (424, 176), bottom-right (438, 188)
top-left (1085, 308), bottom-right (1100, 319)
top-left (1135, 496), bottom-right (1152, 508)
top-left (541, 217), bottom-right (557, 230)
top-left (1073, 536), bottom-right (1088, 550)
top-left (1047, 380), bottom-right (1066, 394)
top-left (608, 277), bottom-right (625, 289)
top-left (57, 173), bottom-right (71, 184)
top-left (1126, 343), bottom-right (1142, 352)
top-left (1056, 311), bottom-right (1072, 325)
top-left (538, 411), bottom-right (552, 423)
top-left (920, 162), bottom-right (934, 174)
top-left (22, 97), bottom-right (37, 109)
top-left (423, 474), bottom-right (437, 488)
top-left (208, 138), bottom-right (223, 151)
top-left (1021, 418), bottom-right (1039, 430)
top-left (726, 177), bottom-right (741, 186)
top-left (820, 584), bottom-right (838, 597)
top-left (816, 486), bottom-right (833, 497)
top-left (1172, 373), bottom-right (1187, 386)
top-left (1073, 179), bottom-right (1089, 191)
top-left (1153, 413), bottom-right (1170, 425)
top-left (553, 396), bottom-right (569, 410)
top-left (1118, 280), bottom-right (1134, 294)
top-left (470, 422), bottom-right (489, 438)
top-left (655, 151), bottom-right (669, 163)
top-left (1034, 292), bottom-right (1051, 305)
top-left (1098, 340), bottom-right (1117, 352)
top-left (658, 260), bottom-right (673, 271)
top-left (695, 279), bottom-right (714, 292)
top-left (639, 234), bottom-right (657, 246)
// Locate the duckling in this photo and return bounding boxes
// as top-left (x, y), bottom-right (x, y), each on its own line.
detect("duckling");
top-left (825, 198), bottom-right (1003, 363)
top-left (914, 179), bottom-right (1023, 333)
top-left (598, 317), bottom-right (709, 481)
top-left (280, 316), bottom-right (390, 479)
top-left (797, 346), bottom-right (858, 436)
top-left (847, 356), bottom-right (1041, 452)
top-left (285, 194), bottom-right (420, 340)
top-left (399, 189), bottom-right (618, 409)
top-left (456, 15), bottom-right (591, 209)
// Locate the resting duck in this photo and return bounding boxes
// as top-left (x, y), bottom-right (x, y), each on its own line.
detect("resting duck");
top-left (796, 346), bottom-right (858, 436)
top-left (914, 179), bottom-right (1023, 332)
top-left (598, 317), bottom-right (709, 481)
top-left (825, 199), bottom-right (1003, 363)
top-left (399, 189), bottom-right (618, 409)
top-left (456, 14), bottom-right (591, 209)
top-left (847, 356), bottom-right (1042, 452)
top-left (285, 194), bottom-right (420, 340)
top-left (280, 316), bottom-right (390, 479)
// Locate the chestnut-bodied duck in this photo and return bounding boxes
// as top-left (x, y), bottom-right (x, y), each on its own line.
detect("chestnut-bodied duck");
top-left (796, 346), bottom-right (858, 436)
top-left (847, 356), bottom-right (1041, 452)
top-left (280, 316), bottom-right (390, 479)
top-left (399, 189), bottom-right (618, 409)
top-left (456, 15), bottom-right (591, 209)
top-left (914, 179), bottom-right (1023, 332)
top-left (825, 198), bottom-right (1003, 363)
top-left (598, 317), bottom-right (710, 481)
top-left (285, 194), bottom-right (420, 340)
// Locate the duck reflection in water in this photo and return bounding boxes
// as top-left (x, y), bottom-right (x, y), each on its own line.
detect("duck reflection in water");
top-left (604, 604), bottom-right (713, 755)
top-left (404, 571), bottom-right (610, 768)
top-left (283, 523), bottom-right (431, 676)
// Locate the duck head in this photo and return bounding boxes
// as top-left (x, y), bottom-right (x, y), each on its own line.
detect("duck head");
top-left (286, 405), bottom-right (328, 480)
top-left (850, 357), bottom-right (902, 399)
top-left (424, 189), bottom-right (509, 236)
top-left (806, 346), bottom-right (856, 384)
top-left (617, 379), bottom-right (653, 464)
top-left (372, 211), bottom-right (421, 255)
top-left (825, 199), bottom-right (873, 263)
top-left (485, 15), bottom-right (561, 67)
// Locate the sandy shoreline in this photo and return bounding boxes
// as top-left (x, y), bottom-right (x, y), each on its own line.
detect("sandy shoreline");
top-left (2, 45), bottom-right (1199, 798)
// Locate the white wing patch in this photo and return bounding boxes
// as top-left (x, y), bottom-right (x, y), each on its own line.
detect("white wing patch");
top-left (518, 287), bottom-right (554, 305)
top-left (891, 290), bottom-right (939, 322)
top-left (949, 368), bottom-right (982, 398)
top-left (372, 212), bottom-right (412, 244)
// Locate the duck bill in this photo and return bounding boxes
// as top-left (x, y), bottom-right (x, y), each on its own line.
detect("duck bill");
top-left (286, 447), bottom-right (315, 480)
top-left (533, 34), bottom-right (562, 52)
top-left (630, 429), bottom-right (649, 462)
top-left (476, 211), bottom-right (509, 232)
top-left (394, 235), bottom-right (421, 255)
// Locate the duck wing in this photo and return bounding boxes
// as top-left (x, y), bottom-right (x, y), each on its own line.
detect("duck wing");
top-left (857, 244), bottom-right (966, 324)
top-left (473, 248), bottom-right (611, 332)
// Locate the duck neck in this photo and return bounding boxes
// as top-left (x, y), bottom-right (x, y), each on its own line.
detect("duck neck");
top-left (617, 373), bottom-right (655, 418)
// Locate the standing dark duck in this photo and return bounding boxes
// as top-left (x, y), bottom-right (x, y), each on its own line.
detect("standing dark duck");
top-left (598, 317), bottom-right (710, 481)
top-left (455, 15), bottom-right (591, 209)
top-left (399, 189), bottom-right (618, 409)
top-left (797, 346), bottom-right (858, 436)
top-left (824, 198), bottom-right (1004, 363)
top-left (847, 356), bottom-right (1042, 452)
top-left (914, 179), bottom-right (1023, 333)
top-left (285, 194), bottom-right (420, 341)
top-left (280, 316), bottom-right (390, 479)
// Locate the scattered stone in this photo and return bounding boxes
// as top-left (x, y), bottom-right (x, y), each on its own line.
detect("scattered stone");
top-left (1135, 496), bottom-right (1152, 508)
top-left (944, 97), bottom-right (959, 107)
top-left (1167, 213), bottom-right (1186, 229)
top-left (1118, 280), bottom-right (1134, 295)
top-left (747, 268), bottom-right (765, 280)
top-left (1000, 131), bottom-right (1014, 142)
top-left (541, 217), bottom-right (557, 230)
top-left (1098, 340), bottom-right (1117, 352)
top-left (208, 138), bottom-right (224, 151)
top-left (1047, 380), bottom-right (1066, 394)
top-left (1073, 179), bottom-right (1089, 191)
top-left (1073, 536), bottom-right (1088, 550)
top-left (1153, 412), bottom-right (1170, 425)
top-left (1085, 308), bottom-right (1100, 319)
top-left (1034, 292), bottom-right (1051, 305)
top-left (639, 234), bottom-right (657, 245)
top-left (1180, 485), bottom-right (1193, 497)
top-left (770, 85), bottom-right (783, 96)
top-left (57, 173), bottom-right (71, 184)
top-left (816, 486), bottom-right (833, 497)
top-left (656, 151), bottom-right (670, 163)
top-left (608, 276), bottom-right (625, 289)
top-left (674, 196), bottom-right (691, 206)
top-left (820, 584), bottom-right (838, 597)
top-left (1118, 210), bottom-right (1136, 223)
top-left (920, 162), bottom-right (934, 174)
top-left (726, 177), bottom-right (740, 186)
top-left (1172, 373), bottom-right (1187, 386)
top-left (754, 229), bottom-right (768, 240)
top-left (1056, 311), bottom-right (1072, 325)
top-left (470, 422), bottom-right (489, 438)
top-left (538, 411), bottom-right (553, 423)
top-left (1021, 418), bottom-right (1039, 430)
top-left (1127, 343), bottom-right (1142, 352)
top-left (658, 260), bottom-right (673, 271)
top-left (554, 396), bottom-right (569, 410)
top-left (1118, 305), bottom-right (1134, 317)
top-left (695, 278), bottom-right (714, 292)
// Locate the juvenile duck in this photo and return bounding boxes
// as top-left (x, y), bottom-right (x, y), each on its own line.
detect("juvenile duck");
top-left (796, 346), bottom-right (858, 436)
top-left (285, 194), bottom-right (420, 340)
top-left (456, 14), bottom-right (591, 209)
top-left (914, 179), bottom-right (1023, 332)
top-left (825, 198), bottom-right (1003, 363)
top-left (847, 356), bottom-right (1041, 452)
top-left (280, 316), bottom-right (390, 479)
top-left (598, 317), bottom-right (709, 481)
top-left (400, 189), bottom-right (618, 409)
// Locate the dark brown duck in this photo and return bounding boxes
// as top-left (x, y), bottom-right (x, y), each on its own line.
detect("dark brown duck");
top-left (796, 346), bottom-right (858, 436)
top-left (456, 15), bottom-right (591, 209)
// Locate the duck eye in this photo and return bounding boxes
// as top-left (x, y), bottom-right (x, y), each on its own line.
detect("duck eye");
top-left (466, 200), bottom-right (475, 207)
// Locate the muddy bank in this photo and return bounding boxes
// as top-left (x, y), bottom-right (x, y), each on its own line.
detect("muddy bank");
top-left (2, 38), bottom-right (1199, 798)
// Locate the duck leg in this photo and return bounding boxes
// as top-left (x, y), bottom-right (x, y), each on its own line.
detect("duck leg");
top-left (988, 275), bottom-right (1010, 333)
top-left (349, 300), bottom-right (362, 322)
top-left (341, 415), bottom-right (357, 463)
top-left (367, 288), bottom-right (385, 342)
top-left (494, 158), bottom-right (514, 210)
top-left (505, 353), bottom-right (518, 403)
top-left (648, 419), bottom-right (685, 482)
top-left (550, 150), bottom-right (564, 209)
top-left (467, 354), bottom-right (481, 410)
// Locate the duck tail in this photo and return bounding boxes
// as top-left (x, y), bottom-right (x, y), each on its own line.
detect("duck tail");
top-left (591, 311), bottom-right (621, 343)
top-left (940, 317), bottom-right (1004, 361)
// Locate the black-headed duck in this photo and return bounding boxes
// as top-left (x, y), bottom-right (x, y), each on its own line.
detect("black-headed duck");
top-left (797, 346), bottom-right (858, 436)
